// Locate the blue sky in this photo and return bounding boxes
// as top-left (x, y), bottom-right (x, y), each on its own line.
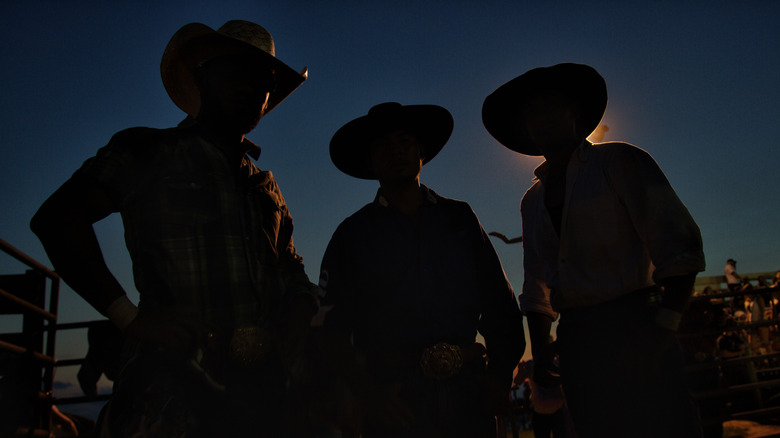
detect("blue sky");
top-left (1, 0), bottom-right (779, 406)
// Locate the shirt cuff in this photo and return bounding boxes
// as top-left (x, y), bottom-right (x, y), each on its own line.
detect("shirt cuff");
top-left (104, 295), bottom-right (138, 332)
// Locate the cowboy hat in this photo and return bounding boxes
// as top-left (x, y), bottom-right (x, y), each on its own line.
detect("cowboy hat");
top-left (482, 63), bottom-right (607, 156)
top-left (330, 102), bottom-right (454, 180)
top-left (161, 20), bottom-right (307, 117)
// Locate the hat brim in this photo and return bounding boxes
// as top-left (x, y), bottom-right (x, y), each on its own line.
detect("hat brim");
top-left (330, 104), bottom-right (454, 180)
top-left (161, 23), bottom-right (306, 117)
top-left (482, 63), bottom-right (607, 156)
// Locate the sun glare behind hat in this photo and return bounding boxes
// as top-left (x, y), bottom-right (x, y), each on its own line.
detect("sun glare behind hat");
top-left (482, 63), bottom-right (607, 156)
top-left (161, 20), bottom-right (307, 117)
top-left (330, 102), bottom-right (454, 180)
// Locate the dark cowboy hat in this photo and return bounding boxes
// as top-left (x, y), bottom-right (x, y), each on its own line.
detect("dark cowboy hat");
top-left (161, 20), bottom-right (307, 117)
top-left (330, 102), bottom-right (454, 180)
top-left (481, 63), bottom-right (607, 156)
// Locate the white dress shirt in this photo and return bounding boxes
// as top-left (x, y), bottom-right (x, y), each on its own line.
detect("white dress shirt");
top-left (519, 141), bottom-right (706, 318)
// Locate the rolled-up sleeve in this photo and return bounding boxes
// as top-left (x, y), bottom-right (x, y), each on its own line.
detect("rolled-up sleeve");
top-left (470, 212), bottom-right (526, 383)
top-left (519, 185), bottom-right (559, 319)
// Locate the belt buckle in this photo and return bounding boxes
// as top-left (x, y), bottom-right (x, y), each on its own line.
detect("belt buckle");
top-left (420, 343), bottom-right (463, 380)
top-left (229, 326), bottom-right (273, 368)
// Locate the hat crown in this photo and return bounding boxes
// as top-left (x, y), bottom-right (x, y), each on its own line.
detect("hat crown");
top-left (216, 20), bottom-right (275, 57)
top-left (161, 20), bottom-right (306, 118)
top-left (482, 63), bottom-right (607, 156)
top-left (367, 102), bottom-right (403, 117)
top-left (330, 102), bottom-right (454, 179)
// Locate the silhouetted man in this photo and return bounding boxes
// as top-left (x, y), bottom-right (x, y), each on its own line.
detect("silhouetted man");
top-left (316, 102), bottom-right (525, 437)
top-left (482, 63), bottom-right (706, 438)
top-left (31, 20), bottom-right (316, 437)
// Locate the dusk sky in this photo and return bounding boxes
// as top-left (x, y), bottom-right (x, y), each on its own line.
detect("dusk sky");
top-left (1, 1), bottom-right (779, 404)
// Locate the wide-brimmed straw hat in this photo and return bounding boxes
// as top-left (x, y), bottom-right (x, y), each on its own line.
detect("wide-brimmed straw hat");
top-left (161, 20), bottom-right (307, 117)
top-left (330, 102), bottom-right (454, 180)
top-left (482, 63), bottom-right (607, 156)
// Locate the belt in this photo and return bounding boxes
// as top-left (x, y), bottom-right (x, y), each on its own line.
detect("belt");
top-left (226, 326), bottom-right (275, 367)
top-left (419, 342), bottom-right (487, 380)
top-left (562, 285), bottom-right (663, 323)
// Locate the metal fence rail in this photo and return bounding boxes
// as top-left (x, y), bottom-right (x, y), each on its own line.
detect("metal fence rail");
top-left (683, 283), bottom-right (780, 427)
top-left (0, 238), bottom-right (60, 436)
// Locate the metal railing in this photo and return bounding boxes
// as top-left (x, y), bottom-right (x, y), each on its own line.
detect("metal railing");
top-left (0, 238), bottom-right (60, 435)
top-left (683, 284), bottom-right (780, 427)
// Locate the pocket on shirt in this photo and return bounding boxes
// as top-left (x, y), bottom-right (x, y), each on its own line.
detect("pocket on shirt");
top-left (163, 178), bottom-right (219, 225)
top-left (132, 174), bottom-right (221, 239)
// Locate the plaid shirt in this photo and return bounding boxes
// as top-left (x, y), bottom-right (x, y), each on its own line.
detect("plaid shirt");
top-left (77, 124), bottom-right (316, 332)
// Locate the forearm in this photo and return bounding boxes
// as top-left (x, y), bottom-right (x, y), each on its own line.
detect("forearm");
top-left (655, 273), bottom-right (697, 332)
top-left (659, 273), bottom-right (696, 311)
top-left (482, 316), bottom-right (525, 386)
top-left (526, 311), bottom-right (554, 362)
top-left (32, 208), bottom-right (127, 315)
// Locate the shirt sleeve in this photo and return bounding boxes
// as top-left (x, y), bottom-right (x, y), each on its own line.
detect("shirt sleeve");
top-left (74, 127), bottom-right (157, 210)
top-left (265, 174), bottom-right (318, 310)
top-left (604, 143), bottom-right (706, 282)
top-left (519, 186), bottom-right (559, 319)
top-left (470, 207), bottom-right (526, 384)
top-left (316, 222), bottom-right (354, 331)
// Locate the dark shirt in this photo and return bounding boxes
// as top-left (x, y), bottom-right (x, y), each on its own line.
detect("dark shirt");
top-left (319, 186), bottom-right (525, 381)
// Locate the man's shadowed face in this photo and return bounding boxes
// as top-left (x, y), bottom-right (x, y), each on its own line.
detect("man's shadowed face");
top-left (369, 129), bottom-right (424, 185)
top-left (196, 54), bottom-right (275, 135)
top-left (521, 93), bottom-right (581, 161)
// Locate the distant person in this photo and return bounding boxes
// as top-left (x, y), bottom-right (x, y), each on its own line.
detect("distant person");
top-left (744, 294), bottom-right (770, 351)
top-left (316, 102), bottom-right (526, 437)
top-left (716, 317), bottom-right (760, 412)
top-left (30, 20), bottom-right (317, 437)
top-left (482, 63), bottom-right (706, 437)
top-left (717, 317), bottom-right (747, 358)
top-left (769, 271), bottom-right (780, 318)
top-left (725, 259), bottom-right (742, 292)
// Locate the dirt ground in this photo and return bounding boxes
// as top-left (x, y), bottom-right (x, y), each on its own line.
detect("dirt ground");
top-left (723, 420), bottom-right (780, 438)
top-left (503, 420), bottom-right (780, 438)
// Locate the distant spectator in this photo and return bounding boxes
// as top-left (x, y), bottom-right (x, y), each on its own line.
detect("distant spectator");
top-left (724, 259), bottom-right (741, 292)
top-left (716, 317), bottom-right (747, 359)
top-left (745, 294), bottom-right (770, 352)
top-left (753, 276), bottom-right (774, 319)
top-left (767, 272), bottom-right (780, 318)
top-left (771, 271), bottom-right (780, 288)
top-left (716, 317), bottom-right (760, 412)
top-left (744, 294), bottom-right (763, 321)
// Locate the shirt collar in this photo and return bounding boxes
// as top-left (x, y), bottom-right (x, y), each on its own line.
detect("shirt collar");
top-left (179, 116), bottom-right (262, 160)
top-left (243, 138), bottom-right (262, 160)
top-left (374, 184), bottom-right (439, 208)
top-left (532, 140), bottom-right (593, 182)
